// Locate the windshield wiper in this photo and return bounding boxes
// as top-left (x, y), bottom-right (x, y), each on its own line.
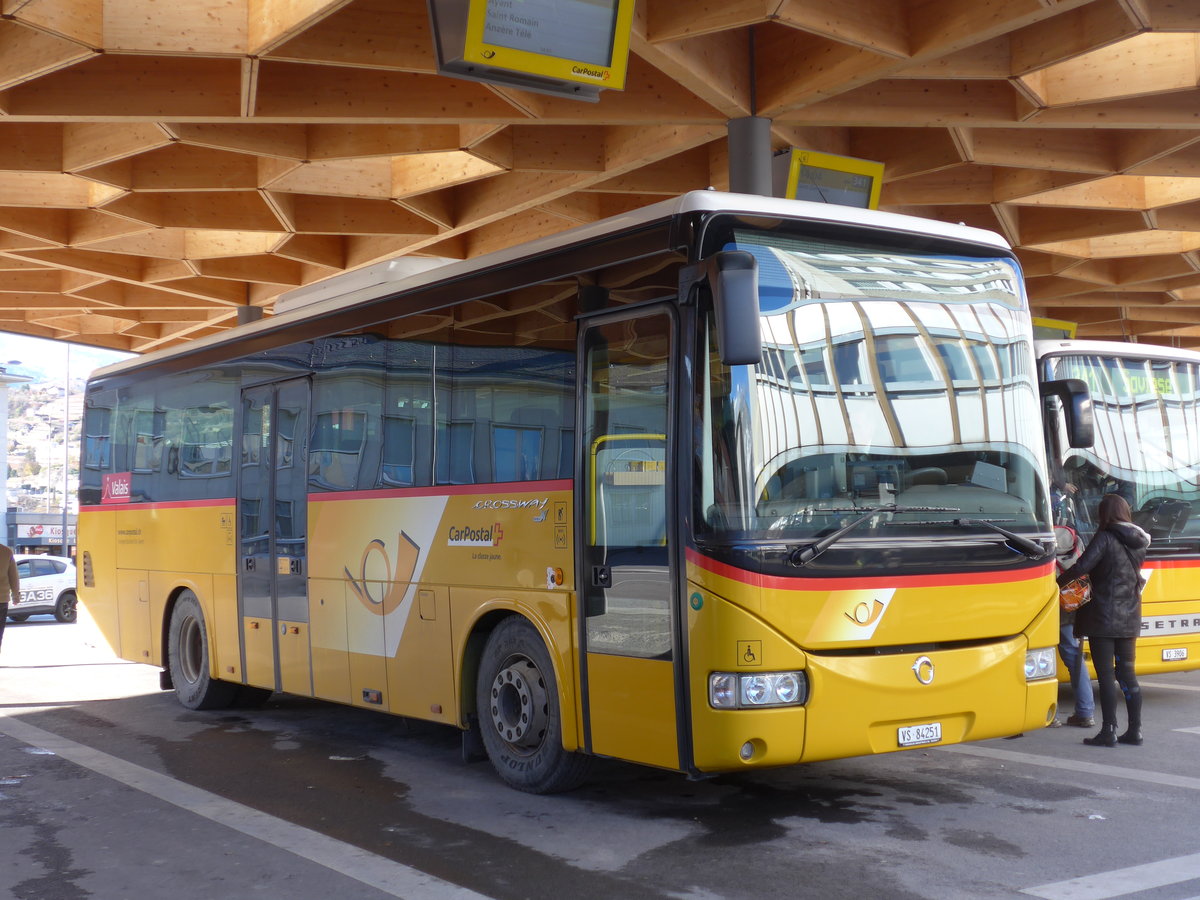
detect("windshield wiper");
top-left (892, 518), bottom-right (1051, 559)
top-left (789, 504), bottom-right (957, 567)
top-left (949, 518), bottom-right (1050, 560)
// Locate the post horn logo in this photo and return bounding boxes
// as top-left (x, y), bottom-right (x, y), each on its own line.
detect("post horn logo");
top-left (345, 533), bottom-right (420, 616)
top-left (844, 598), bottom-right (886, 627)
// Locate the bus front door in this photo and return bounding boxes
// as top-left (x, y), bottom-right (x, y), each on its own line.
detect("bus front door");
top-left (579, 308), bottom-right (681, 770)
top-left (238, 378), bottom-right (312, 696)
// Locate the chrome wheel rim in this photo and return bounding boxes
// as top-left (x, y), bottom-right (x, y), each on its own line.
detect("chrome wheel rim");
top-left (487, 656), bottom-right (549, 754)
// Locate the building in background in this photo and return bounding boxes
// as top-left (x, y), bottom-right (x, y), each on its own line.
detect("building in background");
top-left (1, 362), bottom-right (35, 550)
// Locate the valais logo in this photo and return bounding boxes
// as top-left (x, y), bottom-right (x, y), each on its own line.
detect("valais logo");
top-left (102, 472), bottom-right (133, 504)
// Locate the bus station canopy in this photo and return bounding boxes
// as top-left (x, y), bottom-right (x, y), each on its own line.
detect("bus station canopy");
top-left (0, 0), bottom-right (1198, 352)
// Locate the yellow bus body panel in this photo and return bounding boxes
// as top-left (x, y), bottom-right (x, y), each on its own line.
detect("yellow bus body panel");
top-left (687, 557), bottom-right (1060, 770)
top-left (1118, 561), bottom-right (1200, 675)
top-left (115, 570), bottom-right (152, 664)
top-left (83, 485), bottom-right (1061, 776)
top-left (79, 508), bottom-right (119, 653)
top-left (81, 504), bottom-right (234, 679)
top-left (385, 586), bottom-right (452, 724)
top-left (585, 653), bottom-right (678, 769)
top-left (279, 621), bottom-right (312, 696)
top-left (309, 579), bottom-right (352, 703)
top-left (309, 487), bottom-right (577, 736)
top-left (243, 618), bottom-right (274, 687)
top-left (211, 574), bottom-right (239, 681)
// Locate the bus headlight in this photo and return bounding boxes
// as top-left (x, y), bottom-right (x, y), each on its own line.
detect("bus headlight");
top-left (709, 671), bottom-right (808, 709)
top-left (1024, 647), bottom-right (1056, 681)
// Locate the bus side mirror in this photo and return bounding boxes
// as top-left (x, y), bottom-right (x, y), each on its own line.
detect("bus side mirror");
top-left (1041, 378), bottom-right (1093, 448)
top-left (705, 251), bottom-right (761, 367)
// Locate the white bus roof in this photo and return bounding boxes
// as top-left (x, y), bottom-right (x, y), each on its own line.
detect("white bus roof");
top-left (92, 190), bottom-right (1014, 381)
top-left (1036, 339), bottom-right (1200, 364)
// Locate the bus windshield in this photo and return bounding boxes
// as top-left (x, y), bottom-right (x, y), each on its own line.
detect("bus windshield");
top-left (696, 231), bottom-right (1051, 562)
top-left (1046, 351), bottom-right (1200, 546)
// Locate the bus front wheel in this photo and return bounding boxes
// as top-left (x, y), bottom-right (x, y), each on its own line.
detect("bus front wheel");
top-left (168, 591), bottom-right (237, 710)
top-left (476, 616), bottom-right (591, 794)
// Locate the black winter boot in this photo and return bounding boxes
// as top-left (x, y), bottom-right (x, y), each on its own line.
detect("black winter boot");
top-left (1118, 690), bottom-right (1142, 745)
top-left (1083, 724), bottom-right (1117, 747)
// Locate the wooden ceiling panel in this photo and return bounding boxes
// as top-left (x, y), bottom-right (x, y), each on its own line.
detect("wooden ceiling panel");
top-left (0, 0), bottom-right (1194, 351)
top-left (1007, 0), bottom-right (1140, 75)
top-left (5, 55), bottom-right (243, 117)
top-left (8, 0), bottom-right (103, 45)
top-left (0, 19), bottom-right (94, 92)
top-left (263, 0), bottom-right (434, 72)
top-left (251, 60), bottom-right (524, 120)
top-left (101, 0), bottom-right (248, 55)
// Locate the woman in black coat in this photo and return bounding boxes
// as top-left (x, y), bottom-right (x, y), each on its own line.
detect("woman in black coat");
top-left (1057, 493), bottom-right (1150, 747)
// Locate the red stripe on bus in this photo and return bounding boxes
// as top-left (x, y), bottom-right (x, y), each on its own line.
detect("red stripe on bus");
top-left (81, 481), bottom-right (574, 512)
top-left (686, 547), bottom-right (1054, 590)
top-left (81, 498), bottom-right (234, 512)
top-left (308, 480), bottom-right (573, 502)
top-left (1143, 558), bottom-right (1200, 570)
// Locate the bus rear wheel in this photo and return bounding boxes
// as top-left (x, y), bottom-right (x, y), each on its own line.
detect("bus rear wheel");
top-left (168, 591), bottom-right (237, 710)
top-left (476, 616), bottom-right (591, 794)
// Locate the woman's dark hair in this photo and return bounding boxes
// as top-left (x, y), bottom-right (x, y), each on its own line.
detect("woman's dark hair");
top-left (1098, 493), bottom-right (1133, 530)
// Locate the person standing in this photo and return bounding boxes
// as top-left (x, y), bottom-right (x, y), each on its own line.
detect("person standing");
top-left (1056, 494), bottom-right (1149, 748)
top-left (1051, 522), bottom-right (1095, 729)
top-left (0, 541), bottom-right (20, 653)
top-left (1055, 611), bottom-right (1095, 728)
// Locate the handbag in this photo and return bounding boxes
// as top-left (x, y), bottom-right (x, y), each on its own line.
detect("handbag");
top-left (1059, 574), bottom-right (1091, 612)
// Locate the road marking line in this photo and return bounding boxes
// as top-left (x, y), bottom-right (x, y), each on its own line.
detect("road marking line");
top-left (940, 744), bottom-right (1200, 792)
top-left (1174, 726), bottom-right (1200, 735)
top-left (1140, 681), bottom-right (1200, 692)
top-left (0, 713), bottom-right (491, 900)
top-left (1022, 851), bottom-right (1200, 899)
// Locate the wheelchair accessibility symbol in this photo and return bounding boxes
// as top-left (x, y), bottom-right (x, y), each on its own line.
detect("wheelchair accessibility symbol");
top-left (736, 640), bottom-right (762, 666)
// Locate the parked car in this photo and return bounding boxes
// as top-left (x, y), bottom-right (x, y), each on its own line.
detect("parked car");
top-left (8, 554), bottom-right (77, 623)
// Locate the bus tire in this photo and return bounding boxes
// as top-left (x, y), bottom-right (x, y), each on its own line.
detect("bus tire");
top-left (54, 591), bottom-right (78, 623)
top-left (8, 613), bottom-right (30, 623)
top-left (168, 591), bottom-right (237, 710)
top-left (476, 616), bottom-right (591, 794)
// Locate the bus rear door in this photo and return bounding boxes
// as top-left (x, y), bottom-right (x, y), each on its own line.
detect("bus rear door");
top-left (238, 378), bottom-right (312, 696)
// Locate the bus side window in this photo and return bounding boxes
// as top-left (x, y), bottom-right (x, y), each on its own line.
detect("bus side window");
top-left (309, 409), bottom-right (367, 489)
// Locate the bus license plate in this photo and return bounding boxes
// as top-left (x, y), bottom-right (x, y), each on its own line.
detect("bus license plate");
top-left (1163, 648), bottom-right (1188, 661)
top-left (898, 722), bottom-right (941, 747)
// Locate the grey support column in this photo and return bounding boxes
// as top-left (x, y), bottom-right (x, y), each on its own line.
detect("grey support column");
top-left (238, 305), bottom-right (264, 325)
top-left (727, 116), bottom-right (773, 197)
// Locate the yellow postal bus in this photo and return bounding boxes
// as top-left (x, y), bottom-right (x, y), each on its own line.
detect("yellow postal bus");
top-left (79, 192), bottom-right (1085, 792)
top-left (1040, 339), bottom-right (1200, 675)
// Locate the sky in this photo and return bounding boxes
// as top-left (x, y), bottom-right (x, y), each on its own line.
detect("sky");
top-left (0, 334), bottom-right (133, 386)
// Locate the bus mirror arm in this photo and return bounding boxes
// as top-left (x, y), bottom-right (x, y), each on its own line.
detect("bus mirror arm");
top-left (683, 251), bottom-right (762, 367)
top-left (1040, 378), bottom-right (1094, 449)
